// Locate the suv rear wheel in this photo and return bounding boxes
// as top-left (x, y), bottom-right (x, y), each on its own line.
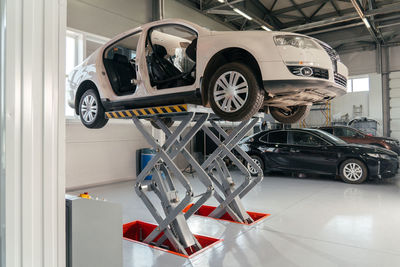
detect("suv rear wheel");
top-left (269, 105), bottom-right (310, 124)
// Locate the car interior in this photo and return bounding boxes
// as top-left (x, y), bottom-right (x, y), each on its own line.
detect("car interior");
top-left (103, 33), bottom-right (141, 96)
top-left (146, 25), bottom-right (197, 89)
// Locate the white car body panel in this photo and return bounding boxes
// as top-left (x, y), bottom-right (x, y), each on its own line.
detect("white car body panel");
top-left (67, 18), bottom-right (348, 112)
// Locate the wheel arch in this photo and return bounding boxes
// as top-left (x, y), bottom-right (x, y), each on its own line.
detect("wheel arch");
top-left (201, 47), bottom-right (263, 105)
top-left (75, 80), bottom-right (99, 115)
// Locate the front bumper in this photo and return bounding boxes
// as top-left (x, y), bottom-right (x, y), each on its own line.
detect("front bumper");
top-left (367, 157), bottom-right (399, 179)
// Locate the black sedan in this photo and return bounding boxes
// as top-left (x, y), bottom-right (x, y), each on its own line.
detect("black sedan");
top-left (240, 128), bottom-right (399, 184)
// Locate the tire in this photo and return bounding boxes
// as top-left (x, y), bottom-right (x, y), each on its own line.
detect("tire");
top-left (269, 105), bottom-right (311, 124)
top-left (339, 159), bottom-right (368, 184)
top-left (246, 155), bottom-right (264, 176)
top-left (150, 118), bottom-right (174, 129)
top-left (79, 89), bottom-right (108, 129)
top-left (208, 62), bottom-right (264, 121)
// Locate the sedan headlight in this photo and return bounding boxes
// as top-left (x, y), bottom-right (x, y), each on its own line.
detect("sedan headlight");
top-left (367, 153), bottom-right (391, 160)
top-left (274, 35), bottom-right (320, 49)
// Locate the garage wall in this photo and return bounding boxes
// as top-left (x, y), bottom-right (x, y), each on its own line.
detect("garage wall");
top-left (67, 0), bottom-right (151, 38)
top-left (389, 71), bottom-right (400, 139)
top-left (66, 120), bottom-right (151, 190)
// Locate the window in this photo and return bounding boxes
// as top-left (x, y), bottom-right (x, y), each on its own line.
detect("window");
top-left (65, 29), bottom-right (109, 118)
top-left (267, 131), bottom-right (287, 144)
top-left (289, 131), bottom-right (328, 146)
top-left (146, 24), bottom-right (197, 89)
top-left (260, 133), bottom-right (269, 142)
top-left (334, 127), bottom-right (359, 137)
top-left (347, 77), bottom-right (369, 92)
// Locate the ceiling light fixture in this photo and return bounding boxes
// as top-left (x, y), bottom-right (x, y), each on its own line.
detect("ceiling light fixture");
top-left (217, 0), bottom-right (225, 3)
top-left (233, 8), bottom-right (252, 20)
top-left (261, 25), bottom-right (271, 31)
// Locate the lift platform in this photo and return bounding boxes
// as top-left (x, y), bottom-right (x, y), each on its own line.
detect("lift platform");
top-left (108, 104), bottom-right (264, 256)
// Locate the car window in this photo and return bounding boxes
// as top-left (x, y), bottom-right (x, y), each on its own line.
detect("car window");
top-left (268, 131), bottom-right (287, 144)
top-left (335, 127), bottom-right (358, 137)
top-left (289, 131), bottom-right (329, 146)
top-left (259, 133), bottom-right (269, 142)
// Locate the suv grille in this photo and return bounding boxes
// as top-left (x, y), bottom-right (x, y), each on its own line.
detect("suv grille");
top-left (334, 73), bottom-right (347, 87)
top-left (318, 41), bottom-right (339, 61)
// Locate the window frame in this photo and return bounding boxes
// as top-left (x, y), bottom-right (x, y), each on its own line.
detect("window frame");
top-left (347, 75), bottom-right (370, 93)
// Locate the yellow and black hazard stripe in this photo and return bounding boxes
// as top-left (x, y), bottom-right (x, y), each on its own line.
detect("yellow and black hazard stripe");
top-left (105, 104), bottom-right (188, 119)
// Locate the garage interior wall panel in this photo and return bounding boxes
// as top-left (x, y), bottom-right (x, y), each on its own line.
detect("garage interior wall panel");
top-left (389, 71), bottom-right (400, 139)
top-left (67, 0), bottom-right (151, 37)
top-left (339, 49), bottom-right (377, 76)
top-left (66, 121), bottom-right (150, 190)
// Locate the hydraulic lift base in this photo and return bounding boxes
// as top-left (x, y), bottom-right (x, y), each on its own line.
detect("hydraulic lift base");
top-left (123, 220), bottom-right (222, 258)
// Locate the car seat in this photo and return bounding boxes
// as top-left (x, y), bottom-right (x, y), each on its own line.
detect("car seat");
top-left (103, 53), bottom-right (136, 95)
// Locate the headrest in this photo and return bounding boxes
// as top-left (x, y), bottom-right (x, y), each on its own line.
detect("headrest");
top-left (153, 44), bottom-right (168, 57)
top-left (186, 38), bottom-right (197, 61)
top-left (113, 53), bottom-right (129, 64)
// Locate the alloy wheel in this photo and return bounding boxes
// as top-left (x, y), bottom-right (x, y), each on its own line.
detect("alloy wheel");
top-left (213, 71), bottom-right (249, 113)
top-left (343, 162), bottom-right (363, 181)
top-left (247, 158), bottom-right (262, 175)
top-left (81, 94), bottom-right (98, 123)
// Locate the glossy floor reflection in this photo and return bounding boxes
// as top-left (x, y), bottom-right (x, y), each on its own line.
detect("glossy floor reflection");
top-left (71, 172), bottom-right (400, 267)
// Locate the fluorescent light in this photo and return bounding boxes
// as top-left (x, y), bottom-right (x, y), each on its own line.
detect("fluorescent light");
top-left (261, 25), bottom-right (271, 31)
top-left (362, 17), bottom-right (371, 29)
top-left (217, 0), bottom-right (224, 3)
top-left (233, 8), bottom-right (253, 20)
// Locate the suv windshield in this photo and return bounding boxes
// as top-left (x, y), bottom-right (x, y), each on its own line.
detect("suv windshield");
top-left (311, 129), bottom-right (347, 145)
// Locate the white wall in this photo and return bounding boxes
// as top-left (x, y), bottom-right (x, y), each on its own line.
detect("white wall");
top-left (66, 120), bottom-right (150, 190)
top-left (67, 0), bottom-right (151, 37)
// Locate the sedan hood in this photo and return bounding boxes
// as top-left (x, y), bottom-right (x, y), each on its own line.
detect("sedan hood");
top-left (339, 143), bottom-right (398, 156)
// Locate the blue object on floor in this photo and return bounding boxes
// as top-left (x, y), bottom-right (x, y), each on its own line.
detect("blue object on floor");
top-left (140, 148), bottom-right (156, 180)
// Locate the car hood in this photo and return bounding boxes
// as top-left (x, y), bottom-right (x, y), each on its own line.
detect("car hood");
top-left (338, 143), bottom-right (398, 156)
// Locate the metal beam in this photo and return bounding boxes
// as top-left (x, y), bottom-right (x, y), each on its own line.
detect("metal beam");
top-left (175, 0), bottom-right (238, 30)
top-left (282, 3), bottom-right (400, 32)
top-left (310, 2), bottom-right (328, 19)
top-left (330, 0), bottom-right (342, 16)
top-left (350, 0), bottom-right (379, 43)
top-left (207, 9), bottom-right (237, 15)
top-left (272, 0), bottom-right (330, 15)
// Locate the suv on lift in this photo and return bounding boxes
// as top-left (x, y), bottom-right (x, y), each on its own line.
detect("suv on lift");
top-left (319, 125), bottom-right (400, 155)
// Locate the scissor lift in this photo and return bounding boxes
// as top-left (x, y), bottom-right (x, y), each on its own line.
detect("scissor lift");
top-left (107, 104), bottom-right (263, 255)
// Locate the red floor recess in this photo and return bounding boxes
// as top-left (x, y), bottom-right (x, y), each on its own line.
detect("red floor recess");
top-left (183, 204), bottom-right (270, 225)
top-left (123, 220), bottom-right (223, 258)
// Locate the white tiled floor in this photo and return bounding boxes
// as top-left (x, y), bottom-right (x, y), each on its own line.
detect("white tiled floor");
top-left (71, 172), bottom-right (400, 267)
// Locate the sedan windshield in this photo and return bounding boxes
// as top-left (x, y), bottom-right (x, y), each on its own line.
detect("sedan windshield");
top-left (310, 129), bottom-right (347, 145)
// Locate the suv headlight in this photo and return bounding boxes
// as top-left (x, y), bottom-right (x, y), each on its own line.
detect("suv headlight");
top-left (274, 35), bottom-right (320, 49)
top-left (367, 153), bottom-right (391, 160)
top-left (386, 140), bottom-right (399, 146)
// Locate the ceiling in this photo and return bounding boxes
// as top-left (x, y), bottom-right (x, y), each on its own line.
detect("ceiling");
top-left (177, 0), bottom-right (400, 52)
